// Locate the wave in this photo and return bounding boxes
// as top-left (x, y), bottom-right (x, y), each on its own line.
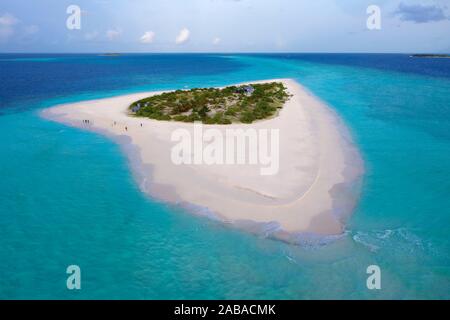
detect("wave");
top-left (351, 227), bottom-right (428, 253)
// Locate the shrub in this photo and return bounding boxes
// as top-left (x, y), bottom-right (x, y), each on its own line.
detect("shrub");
top-left (129, 82), bottom-right (290, 124)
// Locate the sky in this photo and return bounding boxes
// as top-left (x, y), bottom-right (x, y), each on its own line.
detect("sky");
top-left (0, 0), bottom-right (449, 53)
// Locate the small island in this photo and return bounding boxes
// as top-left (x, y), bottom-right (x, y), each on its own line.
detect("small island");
top-left (99, 53), bottom-right (122, 57)
top-left (129, 82), bottom-right (291, 124)
top-left (43, 79), bottom-right (364, 238)
top-left (410, 54), bottom-right (450, 59)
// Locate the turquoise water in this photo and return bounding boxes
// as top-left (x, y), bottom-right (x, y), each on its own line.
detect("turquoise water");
top-left (0, 54), bottom-right (449, 299)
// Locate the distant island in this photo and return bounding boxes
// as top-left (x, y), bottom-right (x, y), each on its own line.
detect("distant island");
top-left (99, 53), bottom-right (121, 57)
top-left (129, 82), bottom-right (291, 124)
top-left (410, 54), bottom-right (450, 59)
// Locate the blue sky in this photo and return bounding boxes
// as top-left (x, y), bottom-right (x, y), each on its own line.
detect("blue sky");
top-left (0, 0), bottom-right (449, 53)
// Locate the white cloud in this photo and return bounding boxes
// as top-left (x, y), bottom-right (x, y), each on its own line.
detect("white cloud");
top-left (212, 37), bottom-right (221, 45)
top-left (84, 31), bottom-right (99, 41)
top-left (106, 28), bottom-right (122, 41)
top-left (0, 13), bottom-right (18, 27)
top-left (140, 31), bottom-right (155, 44)
top-left (175, 27), bottom-right (190, 44)
top-left (0, 13), bottom-right (19, 42)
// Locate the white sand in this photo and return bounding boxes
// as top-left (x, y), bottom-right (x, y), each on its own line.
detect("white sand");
top-left (42, 79), bottom-right (363, 240)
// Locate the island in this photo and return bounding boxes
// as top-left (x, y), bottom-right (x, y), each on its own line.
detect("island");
top-left (42, 79), bottom-right (364, 244)
top-left (129, 82), bottom-right (291, 124)
top-left (410, 54), bottom-right (450, 59)
top-left (99, 53), bottom-right (122, 57)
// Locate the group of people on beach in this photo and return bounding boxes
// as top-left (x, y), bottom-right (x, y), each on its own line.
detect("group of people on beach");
top-left (110, 121), bottom-right (143, 131)
top-left (84, 119), bottom-right (144, 131)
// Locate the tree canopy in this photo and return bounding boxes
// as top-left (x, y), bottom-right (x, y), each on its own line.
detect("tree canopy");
top-left (129, 82), bottom-right (291, 124)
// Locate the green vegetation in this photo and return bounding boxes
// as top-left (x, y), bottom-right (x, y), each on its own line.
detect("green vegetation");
top-left (129, 82), bottom-right (291, 124)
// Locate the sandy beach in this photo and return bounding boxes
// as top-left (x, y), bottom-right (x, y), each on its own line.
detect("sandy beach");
top-left (42, 79), bottom-right (363, 242)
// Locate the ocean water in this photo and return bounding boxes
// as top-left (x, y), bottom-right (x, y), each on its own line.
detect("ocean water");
top-left (0, 53), bottom-right (449, 299)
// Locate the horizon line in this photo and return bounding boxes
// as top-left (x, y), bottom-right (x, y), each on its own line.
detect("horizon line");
top-left (0, 51), bottom-right (448, 55)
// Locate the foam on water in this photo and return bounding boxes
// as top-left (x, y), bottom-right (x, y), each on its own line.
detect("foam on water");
top-left (351, 228), bottom-right (430, 254)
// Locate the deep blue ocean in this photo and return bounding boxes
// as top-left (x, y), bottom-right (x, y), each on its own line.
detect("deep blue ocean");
top-left (0, 53), bottom-right (449, 299)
